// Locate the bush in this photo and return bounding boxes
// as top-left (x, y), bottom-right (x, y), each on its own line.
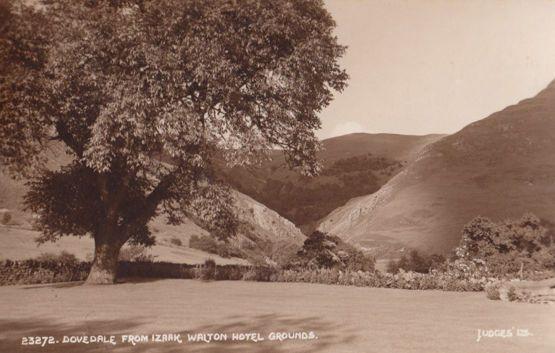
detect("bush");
top-left (386, 250), bottom-right (446, 274)
top-left (1, 211), bottom-right (12, 225)
top-left (242, 266), bottom-right (278, 282)
top-left (200, 258), bottom-right (217, 281)
top-left (170, 237), bottom-right (183, 246)
top-left (485, 281), bottom-right (502, 300)
top-left (499, 283), bottom-right (518, 302)
top-left (342, 250), bottom-right (375, 272)
top-left (214, 265), bottom-right (248, 280)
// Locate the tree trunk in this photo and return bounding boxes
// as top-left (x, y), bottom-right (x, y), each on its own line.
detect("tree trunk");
top-left (85, 238), bottom-right (123, 285)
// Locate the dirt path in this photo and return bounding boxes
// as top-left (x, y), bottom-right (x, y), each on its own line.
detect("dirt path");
top-left (0, 280), bottom-right (553, 353)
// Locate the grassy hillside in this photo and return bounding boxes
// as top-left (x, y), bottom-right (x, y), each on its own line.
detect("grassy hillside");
top-left (0, 132), bottom-right (443, 263)
top-left (319, 80), bottom-right (555, 256)
top-left (222, 133), bottom-right (445, 232)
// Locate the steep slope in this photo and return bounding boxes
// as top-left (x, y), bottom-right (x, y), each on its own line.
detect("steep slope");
top-left (138, 190), bottom-right (305, 265)
top-left (222, 133), bottom-right (445, 231)
top-left (319, 80), bottom-right (555, 256)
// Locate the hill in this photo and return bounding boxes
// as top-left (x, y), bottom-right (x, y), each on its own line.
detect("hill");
top-left (0, 157), bottom-right (304, 265)
top-left (222, 133), bottom-right (445, 232)
top-left (319, 80), bottom-right (555, 256)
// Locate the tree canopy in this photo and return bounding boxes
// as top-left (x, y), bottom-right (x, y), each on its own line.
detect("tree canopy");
top-left (455, 214), bottom-right (555, 275)
top-left (0, 0), bottom-right (347, 283)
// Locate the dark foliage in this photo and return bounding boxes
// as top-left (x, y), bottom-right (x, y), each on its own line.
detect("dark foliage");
top-left (169, 237), bottom-right (182, 246)
top-left (1, 0), bottom-right (347, 283)
top-left (242, 266), bottom-right (279, 282)
top-left (386, 250), bottom-right (446, 274)
top-left (224, 154), bottom-right (403, 229)
top-left (455, 213), bottom-right (555, 276)
top-left (1, 211), bottom-right (11, 225)
top-left (0, 252), bottom-right (90, 285)
top-left (0, 255), bottom-right (252, 285)
top-left (287, 230), bottom-right (375, 271)
top-left (200, 258), bottom-right (217, 281)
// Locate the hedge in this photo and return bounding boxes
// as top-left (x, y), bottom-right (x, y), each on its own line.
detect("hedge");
top-left (3, 256), bottom-right (551, 297)
top-left (0, 258), bottom-right (251, 286)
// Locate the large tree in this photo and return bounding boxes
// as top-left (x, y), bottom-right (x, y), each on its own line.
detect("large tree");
top-left (0, 0), bottom-right (347, 283)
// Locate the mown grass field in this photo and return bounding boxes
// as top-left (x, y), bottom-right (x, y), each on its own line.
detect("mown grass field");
top-left (0, 280), bottom-right (553, 353)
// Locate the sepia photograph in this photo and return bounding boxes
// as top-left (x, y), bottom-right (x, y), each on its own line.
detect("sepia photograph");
top-left (0, 0), bottom-right (554, 352)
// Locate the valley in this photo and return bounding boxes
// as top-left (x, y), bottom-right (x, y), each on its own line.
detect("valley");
top-left (319, 81), bottom-right (555, 255)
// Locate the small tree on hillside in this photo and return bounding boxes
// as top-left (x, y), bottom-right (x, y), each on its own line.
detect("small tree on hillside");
top-left (0, 0), bottom-right (347, 283)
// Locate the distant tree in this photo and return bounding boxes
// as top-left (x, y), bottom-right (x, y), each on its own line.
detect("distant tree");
top-left (455, 214), bottom-right (555, 276)
top-left (0, 0), bottom-right (347, 283)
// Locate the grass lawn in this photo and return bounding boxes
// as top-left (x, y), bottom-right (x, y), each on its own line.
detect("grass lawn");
top-left (0, 280), bottom-right (553, 353)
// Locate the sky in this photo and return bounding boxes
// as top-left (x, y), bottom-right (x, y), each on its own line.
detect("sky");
top-left (318, 0), bottom-right (555, 139)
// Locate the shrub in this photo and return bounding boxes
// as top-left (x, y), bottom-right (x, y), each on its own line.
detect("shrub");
top-left (170, 237), bottom-right (183, 246)
top-left (344, 250), bottom-right (376, 272)
top-left (499, 283), bottom-right (518, 302)
top-left (242, 266), bottom-right (278, 282)
top-left (200, 259), bottom-right (217, 281)
top-left (1, 211), bottom-right (12, 225)
top-left (485, 281), bottom-right (502, 300)
top-left (387, 250), bottom-right (446, 274)
top-left (214, 265), bottom-right (248, 280)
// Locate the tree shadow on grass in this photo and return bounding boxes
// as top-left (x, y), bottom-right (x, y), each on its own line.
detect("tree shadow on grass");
top-left (0, 313), bottom-right (358, 353)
